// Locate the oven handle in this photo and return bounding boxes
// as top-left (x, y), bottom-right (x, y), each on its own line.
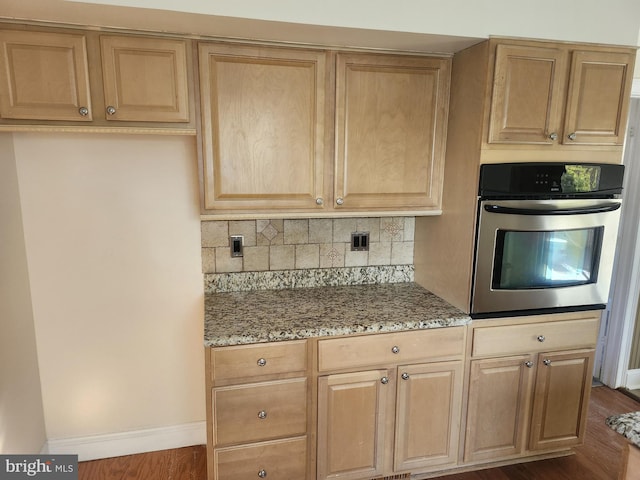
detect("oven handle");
top-left (483, 203), bottom-right (622, 215)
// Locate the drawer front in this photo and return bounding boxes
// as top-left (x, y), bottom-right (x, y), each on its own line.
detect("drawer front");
top-left (318, 327), bottom-right (465, 372)
top-left (472, 318), bottom-right (600, 357)
top-left (213, 378), bottom-right (307, 446)
top-left (212, 340), bottom-right (307, 384)
top-left (215, 436), bottom-right (307, 480)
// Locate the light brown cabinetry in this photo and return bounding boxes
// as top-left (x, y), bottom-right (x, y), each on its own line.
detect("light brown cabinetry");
top-left (0, 29), bottom-right (92, 122)
top-left (414, 38), bottom-right (634, 313)
top-left (489, 43), bottom-right (634, 146)
top-left (0, 26), bottom-right (193, 129)
top-left (198, 44), bottom-right (451, 216)
top-left (334, 53), bottom-right (449, 211)
top-left (463, 312), bottom-right (599, 465)
top-left (198, 43), bottom-right (328, 212)
top-left (206, 340), bottom-right (309, 480)
top-left (316, 327), bottom-right (465, 479)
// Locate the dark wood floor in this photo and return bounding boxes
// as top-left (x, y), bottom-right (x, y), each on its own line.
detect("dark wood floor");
top-left (78, 386), bottom-right (640, 480)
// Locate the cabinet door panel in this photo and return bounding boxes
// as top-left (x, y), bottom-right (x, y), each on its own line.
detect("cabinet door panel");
top-left (563, 51), bottom-right (634, 145)
top-left (529, 349), bottom-right (594, 450)
top-left (488, 44), bottom-right (566, 144)
top-left (0, 30), bottom-right (92, 121)
top-left (101, 35), bottom-right (190, 122)
top-left (335, 53), bottom-right (449, 210)
top-left (395, 361), bottom-right (463, 472)
top-left (199, 43), bottom-right (327, 211)
top-left (464, 355), bottom-right (534, 462)
top-left (317, 370), bottom-right (390, 480)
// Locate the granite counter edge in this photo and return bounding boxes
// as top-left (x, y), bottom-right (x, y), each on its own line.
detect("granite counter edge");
top-left (204, 315), bottom-right (471, 348)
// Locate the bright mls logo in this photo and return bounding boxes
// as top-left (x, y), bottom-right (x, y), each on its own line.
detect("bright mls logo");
top-left (0, 455), bottom-right (77, 479)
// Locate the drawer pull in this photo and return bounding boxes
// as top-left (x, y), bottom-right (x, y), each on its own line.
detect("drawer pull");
top-left (258, 469), bottom-right (267, 478)
top-left (258, 410), bottom-right (267, 419)
top-left (401, 372), bottom-right (410, 380)
top-left (543, 359), bottom-right (552, 366)
top-left (537, 335), bottom-right (546, 343)
top-left (391, 346), bottom-right (400, 354)
top-left (381, 376), bottom-right (389, 385)
top-left (524, 361), bottom-right (534, 368)
top-left (257, 358), bottom-right (267, 367)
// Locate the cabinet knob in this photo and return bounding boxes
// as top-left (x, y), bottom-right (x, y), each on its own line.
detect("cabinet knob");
top-left (543, 359), bottom-right (552, 366)
top-left (537, 335), bottom-right (546, 343)
top-left (567, 132), bottom-right (577, 141)
top-left (336, 197), bottom-right (344, 206)
top-left (401, 372), bottom-right (410, 380)
top-left (524, 361), bottom-right (534, 368)
top-left (78, 107), bottom-right (89, 116)
top-left (315, 197), bottom-right (324, 206)
top-left (548, 132), bottom-right (558, 141)
top-left (391, 346), bottom-right (400, 354)
top-left (380, 376), bottom-right (389, 384)
top-left (106, 105), bottom-right (117, 115)
top-left (258, 469), bottom-right (267, 478)
top-left (257, 358), bottom-right (267, 367)
top-left (258, 410), bottom-right (267, 419)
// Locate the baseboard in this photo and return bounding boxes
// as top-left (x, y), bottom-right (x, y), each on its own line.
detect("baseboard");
top-left (625, 369), bottom-right (640, 390)
top-left (41, 421), bottom-right (206, 462)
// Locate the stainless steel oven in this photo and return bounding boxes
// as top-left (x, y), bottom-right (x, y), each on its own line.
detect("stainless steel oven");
top-left (471, 163), bottom-right (624, 318)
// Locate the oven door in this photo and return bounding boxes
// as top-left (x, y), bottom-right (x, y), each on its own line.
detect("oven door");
top-left (471, 198), bottom-right (622, 316)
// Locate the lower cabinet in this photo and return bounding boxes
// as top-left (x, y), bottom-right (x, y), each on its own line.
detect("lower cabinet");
top-left (206, 313), bottom-right (600, 480)
top-left (463, 312), bottom-right (599, 465)
top-left (316, 328), bottom-right (465, 480)
top-left (206, 340), bottom-right (310, 480)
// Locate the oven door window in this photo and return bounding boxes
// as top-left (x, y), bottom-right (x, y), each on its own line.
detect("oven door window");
top-left (492, 227), bottom-right (603, 290)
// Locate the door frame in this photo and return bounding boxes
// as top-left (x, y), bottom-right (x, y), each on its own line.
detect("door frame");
top-left (599, 80), bottom-right (640, 388)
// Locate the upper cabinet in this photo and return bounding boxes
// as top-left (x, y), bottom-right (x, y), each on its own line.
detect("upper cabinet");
top-left (100, 35), bottom-right (190, 123)
top-left (0, 26), bottom-right (194, 131)
top-left (198, 44), bottom-right (451, 217)
top-left (198, 43), bottom-right (329, 212)
top-left (488, 42), bottom-right (634, 147)
top-left (0, 30), bottom-right (92, 122)
top-left (334, 53), bottom-right (450, 212)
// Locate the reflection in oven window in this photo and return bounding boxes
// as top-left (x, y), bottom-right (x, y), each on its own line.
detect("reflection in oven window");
top-left (494, 227), bottom-right (603, 290)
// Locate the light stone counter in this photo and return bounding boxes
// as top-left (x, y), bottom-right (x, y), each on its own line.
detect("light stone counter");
top-left (204, 282), bottom-right (471, 347)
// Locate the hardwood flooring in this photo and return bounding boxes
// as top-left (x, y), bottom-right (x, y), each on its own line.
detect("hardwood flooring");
top-left (78, 386), bottom-right (640, 480)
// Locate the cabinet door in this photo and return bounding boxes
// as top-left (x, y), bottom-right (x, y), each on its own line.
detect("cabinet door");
top-left (529, 349), bottom-right (594, 451)
top-left (488, 44), bottom-right (567, 144)
top-left (317, 370), bottom-right (391, 480)
top-left (464, 355), bottom-right (534, 463)
top-left (563, 50), bottom-right (634, 145)
top-left (395, 361), bottom-right (463, 472)
top-left (100, 35), bottom-right (190, 122)
top-left (334, 53), bottom-right (450, 211)
top-left (199, 43), bottom-right (328, 212)
top-left (0, 29), bottom-right (92, 121)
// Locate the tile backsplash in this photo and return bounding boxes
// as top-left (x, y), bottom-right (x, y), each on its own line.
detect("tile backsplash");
top-left (201, 217), bottom-right (415, 274)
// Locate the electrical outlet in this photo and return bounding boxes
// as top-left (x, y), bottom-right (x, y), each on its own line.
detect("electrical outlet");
top-left (230, 235), bottom-right (244, 257)
top-left (351, 232), bottom-right (369, 251)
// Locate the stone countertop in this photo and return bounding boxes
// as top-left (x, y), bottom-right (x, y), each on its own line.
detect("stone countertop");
top-left (606, 411), bottom-right (640, 448)
top-left (204, 282), bottom-right (471, 347)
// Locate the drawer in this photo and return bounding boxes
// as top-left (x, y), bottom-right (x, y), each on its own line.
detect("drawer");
top-left (318, 327), bottom-right (465, 372)
top-left (215, 436), bottom-right (307, 480)
top-left (213, 378), bottom-right (307, 446)
top-left (472, 317), bottom-right (600, 357)
top-left (211, 340), bottom-right (307, 384)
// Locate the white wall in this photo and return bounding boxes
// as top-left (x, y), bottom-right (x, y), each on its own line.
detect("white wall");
top-left (0, 133), bottom-right (46, 453)
top-left (69, 0), bottom-right (640, 46)
top-left (12, 133), bottom-right (205, 446)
